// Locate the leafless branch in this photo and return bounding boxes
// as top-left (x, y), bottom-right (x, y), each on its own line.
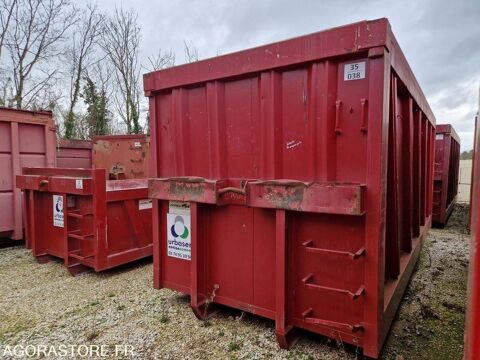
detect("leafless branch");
top-left (100, 7), bottom-right (141, 134)
top-left (183, 40), bottom-right (198, 63)
top-left (143, 48), bottom-right (175, 72)
top-left (0, 0), bottom-right (17, 60)
top-left (5, 0), bottom-right (78, 108)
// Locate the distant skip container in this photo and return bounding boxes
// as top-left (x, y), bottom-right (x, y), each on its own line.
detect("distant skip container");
top-left (93, 134), bottom-right (150, 180)
top-left (0, 107), bottom-right (56, 241)
top-left (432, 124), bottom-right (460, 226)
top-left (144, 18), bottom-right (435, 358)
top-left (16, 168), bottom-right (153, 275)
top-left (56, 139), bottom-right (93, 169)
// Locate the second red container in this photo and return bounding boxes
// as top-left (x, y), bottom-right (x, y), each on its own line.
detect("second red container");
top-left (17, 167), bottom-right (153, 275)
top-left (432, 124), bottom-right (460, 226)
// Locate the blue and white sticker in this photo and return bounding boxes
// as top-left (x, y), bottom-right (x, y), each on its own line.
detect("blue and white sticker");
top-left (167, 201), bottom-right (191, 260)
top-left (53, 195), bottom-right (64, 228)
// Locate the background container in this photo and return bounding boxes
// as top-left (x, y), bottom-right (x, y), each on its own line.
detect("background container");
top-left (144, 18), bottom-right (435, 358)
top-left (16, 167), bottom-right (153, 274)
top-left (0, 107), bottom-right (56, 241)
top-left (465, 114), bottom-right (480, 359)
top-left (56, 139), bottom-right (93, 168)
top-left (432, 124), bottom-right (460, 226)
top-left (93, 135), bottom-right (150, 179)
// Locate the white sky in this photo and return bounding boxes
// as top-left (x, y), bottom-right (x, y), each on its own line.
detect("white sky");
top-left (94, 0), bottom-right (480, 150)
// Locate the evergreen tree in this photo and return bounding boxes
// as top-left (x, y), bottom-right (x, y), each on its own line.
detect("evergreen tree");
top-left (82, 76), bottom-right (109, 137)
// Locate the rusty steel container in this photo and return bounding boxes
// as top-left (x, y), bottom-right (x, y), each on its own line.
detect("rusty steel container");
top-left (93, 135), bottom-right (150, 180)
top-left (56, 139), bottom-right (93, 168)
top-left (0, 107), bottom-right (56, 241)
top-left (432, 124), bottom-right (460, 226)
top-left (144, 18), bottom-right (435, 358)
top-left (16, 168), bottom-right (152, 275)
top-left (465, 114), bottom-right (480, 359)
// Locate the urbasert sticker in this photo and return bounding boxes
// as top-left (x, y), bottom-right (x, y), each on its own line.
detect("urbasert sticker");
top-left (53, 195), bottom-right (64, 227)
top-left (344, 62), bottom-right (366, 81)
top-left (167, 201), bottom-right (191, 260)
top-left (75, 179), bottom-right (83, 189)
top-left (134, 141), bottom-right (142, 148)
top-left (139, 199), bottom-right (152, 210)
top-left (436, 134), bottom-right (444, 140)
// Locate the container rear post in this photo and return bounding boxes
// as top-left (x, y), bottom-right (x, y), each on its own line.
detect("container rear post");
top-left (93, 169), bottom-right (108, 271)
top-left (275, 209), bottom-right (296, 348)
top-left (11, 122), bottom-right (22, 240)
top-left (363, 46), bottom-right (390, 357)
top-left (149, 96), bottom-right (162, 290)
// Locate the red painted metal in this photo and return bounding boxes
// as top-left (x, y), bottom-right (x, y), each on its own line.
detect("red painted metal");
top-left (93, 134), bottom-right (150, 180)
top-left (0, 107), bottom-right (56, 241)
top-left (56, 139), bottom-right (93, 168)
top-left (144, 18), bottom-right (435, 358)
top-left (465, 114), bottom-right (480, 359)
top-left (432, 124), bottom-right (460, 226)
top-left (16, 167), bottom-right (152, 274)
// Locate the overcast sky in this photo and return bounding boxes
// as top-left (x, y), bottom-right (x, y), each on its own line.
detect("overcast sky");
top-left (95, 0), bottom-right (480, 150)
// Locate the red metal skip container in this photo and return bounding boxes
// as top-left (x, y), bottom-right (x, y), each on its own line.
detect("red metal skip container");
top-left (0, 107), bottom-right (56, 241)
top-left (432, 124), bottom-right (460, 226)
top-left (465, 114), bottom-right (480, 359)
top-left (92, 134), bottom-right (150, 179)
top-left (16, 168), bottom-right (153, 275)
top-left (56, 139), bottom-right (93, 169)
top-left (144, 18), bottom-right (435, 358)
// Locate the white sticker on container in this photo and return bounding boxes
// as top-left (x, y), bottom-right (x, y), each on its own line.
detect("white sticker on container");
top-left (167, 213), bottom-right (191, 260)
top-left (168, 201), bottom-right (190, 215)
top-left (134, 141), bottom-right (142, 148)
top-left (75, 179), bottom-right (83, 189)
top-left (436, 134), bottom-right (444, 140)
top-left (53, 195), bottom-right (64, 228)
top-left (344, 62), bottom-right (366, 81)
top-left (139, 199), bottom-right (153, 210)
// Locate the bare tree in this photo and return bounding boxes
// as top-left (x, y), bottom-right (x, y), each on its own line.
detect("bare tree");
top-left (5, 0), bottom-right (77, 109)
top-left (0, 0), bottom-right (17, 60)
top-left (144, 48), bottom-right (175, 72)
top-left (184, 40), bottom-right (198, 63)
top-left (100, 7), bottom-right (141, 134)
top-left (63, 4), bottom-right (104, 139)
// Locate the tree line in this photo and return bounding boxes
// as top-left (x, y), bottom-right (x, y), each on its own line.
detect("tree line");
top-left (0, 0), bottom-right (198, 139)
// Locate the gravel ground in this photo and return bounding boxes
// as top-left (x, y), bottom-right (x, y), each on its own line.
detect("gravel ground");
top-left (0, 204), bottom-right (470, 359)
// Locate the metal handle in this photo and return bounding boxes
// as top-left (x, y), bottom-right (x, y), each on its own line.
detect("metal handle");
top-left (302, 308), bottom-right (363, 332)
top-left (39, 180), bottom-right (49, 186)
top-left (302, 240), bottom-right (365, 259)
top-left (335, 100), bottom-right (342, 134)
top-left (217, 187), bottom-right (246, 195)
top-left (360, 98), bottom-right (368, 133)
top-left (302, 273), bottom-right (365, 300)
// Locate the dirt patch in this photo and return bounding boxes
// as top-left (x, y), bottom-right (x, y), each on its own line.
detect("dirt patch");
top-left (382, 204), bottom-right (469, 359)
top-left (0, 205), bottom-right (470, 359)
